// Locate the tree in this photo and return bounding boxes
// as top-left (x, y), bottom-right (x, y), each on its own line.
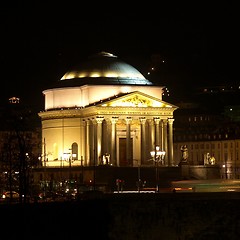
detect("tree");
top-left (0, 99), bottom-right (41, 203)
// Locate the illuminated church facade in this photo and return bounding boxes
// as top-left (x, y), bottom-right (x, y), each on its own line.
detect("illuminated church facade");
top-left (38, 52), bottom-right (178, 169)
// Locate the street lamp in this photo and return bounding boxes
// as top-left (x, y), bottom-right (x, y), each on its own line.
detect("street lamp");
top-left (150, 146), bottom-right (166, 193)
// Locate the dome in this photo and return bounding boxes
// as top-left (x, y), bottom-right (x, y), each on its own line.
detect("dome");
top-left (60, 51), bottom-right (153, 86)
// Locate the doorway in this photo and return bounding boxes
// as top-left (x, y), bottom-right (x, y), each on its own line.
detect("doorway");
top-left (119, 138), bottom-right (133, 166)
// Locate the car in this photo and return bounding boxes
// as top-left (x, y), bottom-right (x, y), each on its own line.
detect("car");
top-left (2, 191), bottom-right (19, 199)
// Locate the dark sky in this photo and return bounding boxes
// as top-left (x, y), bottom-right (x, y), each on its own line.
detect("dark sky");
top-left (1, 4), bottom-right (238, 110)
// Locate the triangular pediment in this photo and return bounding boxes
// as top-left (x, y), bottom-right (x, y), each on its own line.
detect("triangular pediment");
top-left (99, 91), bottom-right (178, 108)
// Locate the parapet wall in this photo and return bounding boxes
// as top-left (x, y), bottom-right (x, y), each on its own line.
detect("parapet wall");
top-left (180, 164), bottom-right (221, 180)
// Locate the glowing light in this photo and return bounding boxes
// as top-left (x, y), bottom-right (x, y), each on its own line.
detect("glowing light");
top-left (90, 73), bottom-right (101, 77)
top-left (9, 96), bottom-right (20, 104)
top-left (61, 71), bottom-right (146, 79)
top-left (105, 72), bottom-right (118, 77)
top-left (78, 73), bottom-right (87, 78)
top-left (61, 73), bottom-right (76, 80)
top-left (62, 152), bottom-right (70, 160)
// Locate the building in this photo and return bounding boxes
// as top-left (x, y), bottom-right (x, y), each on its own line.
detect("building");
top-left (38, 52), bottom-right (178, 168)
top-left (173, 90), bottom-right (240, 179)
top-left (34, 52), bottom-right (181, 192)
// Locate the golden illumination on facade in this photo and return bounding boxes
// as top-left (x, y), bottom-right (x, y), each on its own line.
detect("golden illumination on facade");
top-left (105, 73), bottom-right (118, 78)
top-left (39, 90), bottom-right (178, 167)
top-left (90, 73), bottom-right (100, 77)
top-left (40, 52), bottom-right (178, 168)
top-left (102, 94), bottom-right (170, 108)
top-left (61, 71), bottom-right (144, 80)
top-left (62, 73), bottom-right (76, 79)
top-left (121, 95), bottom-right (150, 107)
top-left (78, 74), bottom-right (87, 78)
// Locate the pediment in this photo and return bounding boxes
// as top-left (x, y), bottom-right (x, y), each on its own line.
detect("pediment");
top-left (99, 91), bottom-right (178, 108)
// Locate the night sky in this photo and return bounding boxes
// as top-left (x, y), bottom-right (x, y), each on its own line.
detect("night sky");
top-left (1, 4), bottom-right (238, 110)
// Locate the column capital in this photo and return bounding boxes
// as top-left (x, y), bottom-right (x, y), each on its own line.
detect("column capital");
top-left (125, 117), bottom-right (132, 124)
top-left (139, 117), bottom-right (146, 124)
top-left (147, 119), bottom-right (154, 125)
top-left (154, 117), bottom-right (161, 124)
top-left (111, 117), bottom-right (119, 124)
top-left (96, 116), bottom-right (104, 124)
top-left (168, 118), bottom-right (175, 124)
top-left (162, 119), bottom-right (168, 125)
top-left (83, 119), bottom-right (91, 125)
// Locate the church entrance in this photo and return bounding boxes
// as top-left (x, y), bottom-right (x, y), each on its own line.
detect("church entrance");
top-left (119, 138), bottom-right (133, 166)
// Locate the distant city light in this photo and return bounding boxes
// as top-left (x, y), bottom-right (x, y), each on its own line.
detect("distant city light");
top-left (9, 96), bottom-right (20, 104)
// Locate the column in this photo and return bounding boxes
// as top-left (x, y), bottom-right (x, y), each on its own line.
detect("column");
top-left (148, 119), bottom-right (155, 165)
top-left (149, 119), bottom-right (155, 151)
top-left (126, 117), bottom-right (132, 166)
top-left (92, 119), bottom-right (97, 166)
top-left (111, 117), bottom-right (118, 166)
top-left (96, 116), bottom-right (104, 165)
top-left (85, 119), bottom-right (90, 166)
top-left (154, 117), bottom-right (160, 147)
top-left (160, 120), bottom-right (164, 150)
top-left (168, 118), bottom-right (174, 166)
top-left (80, 119), bottom-right (85, 166)
top-left (140, 117), bottom-right (146, 165)
top-left (105, 119), bottom-right (111, 159)
top-left (163, 119), bottom-right (168, 164)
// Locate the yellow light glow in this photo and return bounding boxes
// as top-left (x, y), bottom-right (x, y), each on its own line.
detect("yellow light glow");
top-left (61, 70), bottom-right (145, 80)
top-left (62, 153), bottom-right (70, 160)
top-left (152, 102), bottom-right (162, 107)
top-left (90, 73), bottom-right (101, 77)
top-left (78, 73), bottom-right (87, 78)
top-left (119, 74), bottom-right (128, 78)
top-left (61, 73), bottom-right (76, 80)
top-left (110, 102), bottom-right (135, 107)
top-left (105, 73), bottom-right (118, 78)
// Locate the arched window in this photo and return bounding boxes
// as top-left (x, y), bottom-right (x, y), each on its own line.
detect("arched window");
top-left (71, 142), bottom-right (78, 160)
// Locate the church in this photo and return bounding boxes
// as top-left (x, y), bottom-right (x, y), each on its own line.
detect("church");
top-left (36, 51), bottom-right (179, 191)
top-left (38, 51), bottom-right (178, 167)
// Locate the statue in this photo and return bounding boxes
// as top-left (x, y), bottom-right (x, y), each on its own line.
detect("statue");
top-left (179, 145), bottom-right (188, 165)
top-left (209, 156), bottom-right (216, 165)
top-left (204, 153), bottom-right (216, 165)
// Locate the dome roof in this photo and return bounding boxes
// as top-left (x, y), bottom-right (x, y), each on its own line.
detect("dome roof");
top-left (60, 51), bottom-right (153, 86)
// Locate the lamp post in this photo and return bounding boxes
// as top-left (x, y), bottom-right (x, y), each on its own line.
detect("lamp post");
top-left (68, 149), bottom-right (77, 190)
top-left (150, 146), bottom-right (166, 193)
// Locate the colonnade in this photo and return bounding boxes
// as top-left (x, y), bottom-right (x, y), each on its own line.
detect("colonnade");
top-left (83, 116), bottom-right (175, 167)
